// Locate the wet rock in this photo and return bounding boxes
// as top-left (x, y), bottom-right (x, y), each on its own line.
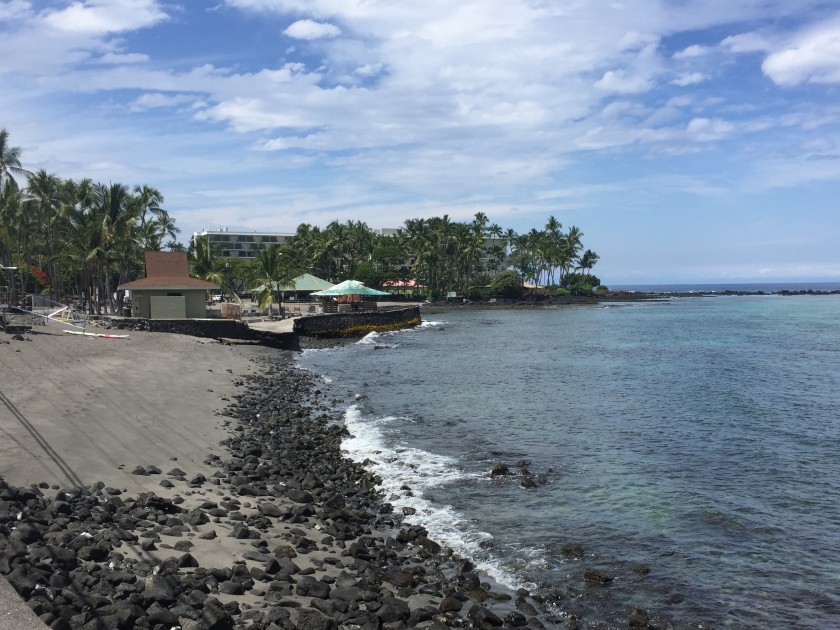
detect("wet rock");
top-left (467, 604), bottom-right (503, 627)
top-left (490, 464), bottom-right (509, 477)
top-left (384, 570), bottom-right (415, 588)
top-left (415, 536), bottom-right (442, 555)
top-left (628, 608), bottom-right (648, 627)
top-left (439, 596), bottom-right (463, 612)
top-left (583, 568), bottom-right (613, 584)
top-left (505, 611), bottom-right (528, 627)
top-left (516, 599), bottom-right (538, 616)
top-left (562, 544), bottom-right (584, 559)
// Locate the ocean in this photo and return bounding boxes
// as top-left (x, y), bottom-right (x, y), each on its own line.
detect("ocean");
top-left (298, 295), bottom-right (840, 629)
top-left (611, 282), bottom-right (840, 293)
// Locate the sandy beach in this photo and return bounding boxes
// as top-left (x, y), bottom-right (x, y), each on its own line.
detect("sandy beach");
top-left (0, 329), bottom-right (559, 630)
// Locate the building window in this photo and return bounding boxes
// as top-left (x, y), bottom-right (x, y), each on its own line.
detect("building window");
top-left (238, 251), bottom-right (247, 257)
top-left (222, 250), bottom-right (230, 257)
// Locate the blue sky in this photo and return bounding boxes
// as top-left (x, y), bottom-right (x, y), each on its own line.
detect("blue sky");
top-left (2, 0), bottom-right (840, 283)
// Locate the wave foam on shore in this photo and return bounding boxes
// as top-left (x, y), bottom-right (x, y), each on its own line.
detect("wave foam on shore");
top-left (341, 405), bottom-right (522, 590)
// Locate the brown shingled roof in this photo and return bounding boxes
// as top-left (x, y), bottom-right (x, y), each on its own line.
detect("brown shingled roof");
top-left (118, 251), bottom-right (220, 290)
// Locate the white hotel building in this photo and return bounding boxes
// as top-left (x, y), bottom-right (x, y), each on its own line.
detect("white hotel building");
top-left (191, 227), bottom-right (400, 262)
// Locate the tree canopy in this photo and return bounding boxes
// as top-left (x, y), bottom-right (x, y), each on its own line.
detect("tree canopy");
top-left (1, 126), bottom-right (603, 314)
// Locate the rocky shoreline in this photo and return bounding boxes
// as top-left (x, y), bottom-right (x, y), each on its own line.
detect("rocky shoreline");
top-left (0, 347), bottom-right (667, 630)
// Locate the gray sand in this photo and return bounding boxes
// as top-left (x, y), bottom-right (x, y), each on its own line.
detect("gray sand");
top-left (0, 328), bottom-right (268, 492)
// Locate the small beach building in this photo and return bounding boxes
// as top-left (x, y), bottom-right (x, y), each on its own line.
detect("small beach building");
top-left (118, 251), bottom-right (219, 319)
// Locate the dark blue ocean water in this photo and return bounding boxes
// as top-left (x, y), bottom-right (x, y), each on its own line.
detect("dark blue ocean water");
top-left (299, 296), bottom-right (840, 629)
top-left (612, 282), bottom-right (840, 293)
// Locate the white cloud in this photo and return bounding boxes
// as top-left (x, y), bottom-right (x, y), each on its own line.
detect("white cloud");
top-left (97, 52), bottom-right (149, 64)
top-left (129, 93), bottom-right (195, 111)
top-left (721, 32), bottom-right (772, 53)
top-left (0, 0), bottom-right (30, 20)
top-left (43, 0), bottom-right (168, 34)
top-left (594, 70), bottom-right (653, 94)
top-left (354, 63), bottom-right (382, 76)
top-left (283, 19), bottom-right (340, 40)
top-left (762, 16), bottom-right (840, 85)
top-left (673, 44), bottom-right (710, 58)
top-left (673, 72), bottom-right (708, 86)
top-left (686, 117), bottom-right (735, 141)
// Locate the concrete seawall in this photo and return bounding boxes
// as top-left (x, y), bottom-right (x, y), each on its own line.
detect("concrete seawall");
top-left (104, 306), bottom-right (420, 345)
top-left (107, 317), bottom-right (299, 350)
top-left (292, 306), bottom-right (421, 337)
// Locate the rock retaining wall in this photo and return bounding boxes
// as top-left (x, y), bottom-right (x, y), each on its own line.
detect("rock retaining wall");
top-left (106, 317), bottom-right (298, 350)
top-left (292, 306), bottom-right (421, 337)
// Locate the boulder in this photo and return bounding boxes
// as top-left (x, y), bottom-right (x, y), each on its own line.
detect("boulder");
top-left (583, 568), bottom-right (613, 584)
top-left (296, 609), bottom-right (337, 630)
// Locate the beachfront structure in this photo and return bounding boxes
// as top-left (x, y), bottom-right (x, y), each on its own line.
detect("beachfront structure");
top-left (191, 228), bottom-right (296, 261)
top-left (119, 252), bottom-right (219, 319)
top-left (311, 280), bottom-right (390, 313)
top-left (192, 227), bottom-right (403, 261)
top-left (251, 273), bottom-right (335, 299)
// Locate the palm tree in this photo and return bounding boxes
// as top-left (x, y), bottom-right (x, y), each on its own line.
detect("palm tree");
top-left (577, 250), bottom-right (600, 286)
top-left (155, 209), bottom-right (180, 241)
top-left (134, 185), bottom-right (164, 229)
top-left (26, 169), bottom-right (64, 299)
top-left (248, 245), bottom-right (299, 316)
top-left (0, 129), bottom-right (30, 185)
top-left (188, 235), bottom-right (241, 304)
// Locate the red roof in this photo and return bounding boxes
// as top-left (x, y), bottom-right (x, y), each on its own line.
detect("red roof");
top-left (119, 252), bottom-right (219, 290)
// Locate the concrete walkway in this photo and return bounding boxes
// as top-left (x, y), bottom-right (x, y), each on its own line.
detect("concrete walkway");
top-left (0, 575), bottom-right (48, 630)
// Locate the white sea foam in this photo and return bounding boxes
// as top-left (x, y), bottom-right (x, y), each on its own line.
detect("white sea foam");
top-left (341, 405), bottom-right (521, 589)
top-left (355, 320), bottom-right (446, 346)
top-left (356, 331), bottom-right (381, 345)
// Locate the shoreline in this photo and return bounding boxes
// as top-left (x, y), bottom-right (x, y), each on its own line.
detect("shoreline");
top-left (3, 331), bottom-right (639, 630)
top-left (419, 289), bottom-right (840, 313)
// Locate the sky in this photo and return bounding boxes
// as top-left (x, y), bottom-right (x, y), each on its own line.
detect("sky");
top-left (2, 0), bottom-right (840, 283)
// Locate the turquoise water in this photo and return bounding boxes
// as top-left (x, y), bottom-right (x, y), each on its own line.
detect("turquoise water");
top-left (300, 296), bottom-right (840, 628)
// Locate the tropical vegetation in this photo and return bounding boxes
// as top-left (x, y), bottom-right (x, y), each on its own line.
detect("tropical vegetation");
top-left (278, 214), bottom-right (603, 298)
top-left (1, 127), bottom-right (604, 316)
top-left (0, 129), bottom-right (185, 314)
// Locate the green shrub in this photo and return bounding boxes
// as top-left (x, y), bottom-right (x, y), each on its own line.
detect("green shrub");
top-left (570, 283), bottom-right (593, 295)
top-left (491, 270), bottom-right (523, 298)
top-left (594, 285), bottom-right (609, 294)
top-left (554, 287), bottom-right (571, 296)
